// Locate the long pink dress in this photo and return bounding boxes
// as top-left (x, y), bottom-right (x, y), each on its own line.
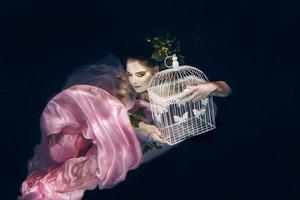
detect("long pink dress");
top-left (19, 84), bottom-right (142, 200)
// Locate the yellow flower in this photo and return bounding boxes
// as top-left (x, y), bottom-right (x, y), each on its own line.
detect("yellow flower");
top-left (161, 47), bottom-right (169, 54)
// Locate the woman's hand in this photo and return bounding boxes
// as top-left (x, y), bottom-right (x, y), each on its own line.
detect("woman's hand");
top-left (182, 81), bottom-right (232, 101)
top-left (182, 82), bottom-right (217, 102)
top-left (138, 122), bottom-right (166, 143)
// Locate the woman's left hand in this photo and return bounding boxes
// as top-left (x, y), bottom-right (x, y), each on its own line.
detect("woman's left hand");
top-left (181, 82), bottom-right (218, 102)
top-left (138, 122), bottom-right (166, 143)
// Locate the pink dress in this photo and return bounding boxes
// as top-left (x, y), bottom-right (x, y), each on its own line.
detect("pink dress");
top-left (19, 85), bottom-right (142, 200)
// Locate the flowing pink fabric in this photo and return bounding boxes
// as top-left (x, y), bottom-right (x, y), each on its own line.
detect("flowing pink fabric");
top-left (19, 85), bottom-right (142, 200)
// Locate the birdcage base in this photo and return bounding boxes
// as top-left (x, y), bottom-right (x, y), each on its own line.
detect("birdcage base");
top-left (160, 117), bottom-right (216, 145)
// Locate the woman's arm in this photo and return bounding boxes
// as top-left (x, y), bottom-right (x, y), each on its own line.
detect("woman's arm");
top-left (207, 81), bottom-right (232, 97)
top-left (182, 81), bottom-right (232, 101)
top-left (134, 123), bottom-right (173, 163)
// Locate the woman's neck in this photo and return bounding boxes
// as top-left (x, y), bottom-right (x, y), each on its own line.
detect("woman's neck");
top-left (138, 92), bottom-right (149, 101)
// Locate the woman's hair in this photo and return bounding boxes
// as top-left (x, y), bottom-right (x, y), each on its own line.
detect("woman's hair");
top-left (124, 33), bottom-right (184, 71)
top-left (124, 42), bottom-right (160, 70)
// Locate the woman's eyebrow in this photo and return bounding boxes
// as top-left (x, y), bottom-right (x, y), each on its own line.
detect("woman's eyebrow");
top-left (135, 70), bottom-right (148, 74)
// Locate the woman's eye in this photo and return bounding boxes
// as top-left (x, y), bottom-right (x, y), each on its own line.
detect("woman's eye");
top-left (137, 73), bottom-right (145, 77)
top-left (127, 72), bottom-right (132, 77)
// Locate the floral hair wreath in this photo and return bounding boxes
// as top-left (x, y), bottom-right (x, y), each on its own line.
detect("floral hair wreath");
top-left (146, 33), bottom-right (184, 70)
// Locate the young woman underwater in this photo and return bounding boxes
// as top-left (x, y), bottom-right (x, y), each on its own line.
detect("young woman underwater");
top-left (19, 36), bottom-right (232, 199)
top-left (124, 36), bottom-right (232, 161)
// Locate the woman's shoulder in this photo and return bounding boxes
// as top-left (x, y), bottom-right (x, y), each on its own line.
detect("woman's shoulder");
top-left (129, 99), bottom-right (150, 113)
top-left (136, 99), bottom-right (150, 108)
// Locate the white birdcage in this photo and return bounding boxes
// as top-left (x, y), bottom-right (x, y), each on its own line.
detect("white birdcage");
top-left (147, 55), bottom-right (216, 145)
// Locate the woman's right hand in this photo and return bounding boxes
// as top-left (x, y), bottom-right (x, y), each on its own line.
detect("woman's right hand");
top-left (181, 81), bottom-right (232, 101)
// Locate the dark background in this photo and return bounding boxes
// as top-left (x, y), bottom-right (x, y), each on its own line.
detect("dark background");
top-left (2, 0), bottom-right (298, 199)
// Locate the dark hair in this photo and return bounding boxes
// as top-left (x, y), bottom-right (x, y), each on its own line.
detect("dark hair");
top-left (124, 42), bottom-right (160, 69)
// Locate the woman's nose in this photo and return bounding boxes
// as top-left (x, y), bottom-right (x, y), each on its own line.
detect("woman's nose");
top-left (129, 76), bottom-right (137, 84)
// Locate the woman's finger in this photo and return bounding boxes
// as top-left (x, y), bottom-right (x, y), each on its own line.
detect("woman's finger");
top-left (150, 129), bottom-right (161, 137)
top-left (150, 132), bottom-right (165, 143)
top-left (181, 88), bottom-right (193, 99)
top-left (186, 90), bottom-right (201, 101)
top-left (193, 92), bottom-right (209, 101)
top-left (193, 95), bottom-right (203, 102)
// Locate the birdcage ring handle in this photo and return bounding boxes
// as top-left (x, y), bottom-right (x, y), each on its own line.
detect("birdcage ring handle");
top-left (164, 55), bottom-right (173, 68)
top-left (164, 54), bottom-right (179, 69)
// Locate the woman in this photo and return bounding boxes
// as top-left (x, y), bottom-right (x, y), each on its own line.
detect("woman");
top-left (125, 41), bottom-right (232, 161)
top-left (19, 54), bottom-right (142, 200)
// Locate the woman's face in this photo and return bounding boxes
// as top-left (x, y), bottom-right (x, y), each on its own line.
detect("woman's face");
top-left (126, 59), bottom-right (158, 94)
